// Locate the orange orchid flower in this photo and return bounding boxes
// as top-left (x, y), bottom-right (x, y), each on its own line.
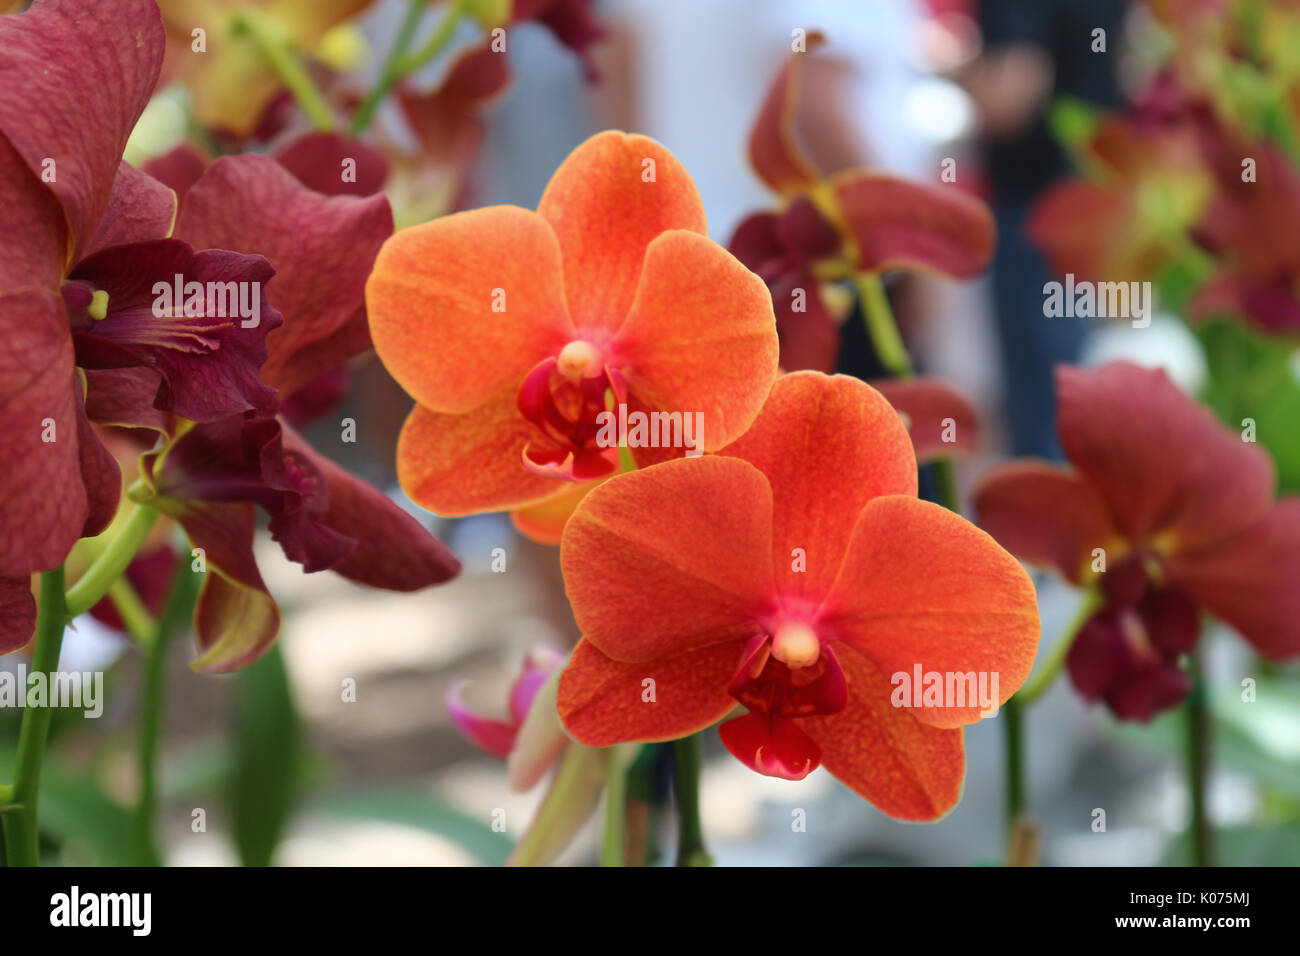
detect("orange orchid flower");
top-left (366, 130), bottom-right (780, 542)
top-left (556, 372), bottom-right (1039, 820)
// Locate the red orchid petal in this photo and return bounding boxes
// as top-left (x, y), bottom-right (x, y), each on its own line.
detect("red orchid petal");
top-left (613, 229), bottom-right (780, 452)
top-left (68, 240), bottom-right (283, 423)
top-left (74, 391), bottom-right (121, 539)
top-left (397, 391), bottom-right (564, 516)
top-left (1190, 272), bottom-right (1300, 335)
top-left (176, 154), bottom-right (393, 394)
top-left (0, 132), bottom-right (68, 291)
top-left (720, 371), bottom-right (917, 600)
top-left (0, 0), bottom-right (164, 256)
top-left (279, 424), bottom-right (460, 590)
top-left (278, 366), bottom-right (350, 428)
top-left (770, 270), bottom-right (841, 373)
top-left (398, 42), bottom-right (510, 164)
top-left (1057, 362), bottom-right (1275, 551)
top-left (273, 305), bottom-right (371, 402)
top-left (537, 131), bottom-right (707, 334)
top-left (727, 211), bottom-right (786, 281)
top-left (1140, 587), bottom-right (1201, 658)
top-left (446, 680), bottom-right (518, 758)
top-left (719, 712), bottom-right (821, 781)
top-left (1024, 180), bottom-right (1131, 281)
top-left (1105, 665), bottom-right (1192, 722)
top-left (146, 499), bottom-right (280, 673)
top-left (274, 132), bottom-right (389, 197)
top-left (140, 143), bottom-right (209, 208)
top-left (1065, 609), bottom-right (1132, 703)
top-left (0, 289), bottom-right (89, 576)
top-left (367, 205), bottom-right (572, 413)
top-left (557, 638), bottom-right (741, 746)
top-left (515, 0), bottom-right (605, 80)
top-left (0, 576), bottom-right (36, 654)
top-left (81, 162), bottom-right (177, 258)
top-left (1165, 500), bottom-right (1300, 660)
top-left (974, 461), bottom-right (1118, 585)
top-left (746, 30), bottom-right (825, 194)
top-left (831, 172), bottom-right (995, 278)
top-left (873, 376), bottom-right (978, 461)
top-left (83, 367), bottom-right (174, 435)
top-left (798, 643), bottom-right (965, 821)
top-left (822, 495), bottom-right (1040, 728)
top-left (560, 456), bottom-right (776, 663)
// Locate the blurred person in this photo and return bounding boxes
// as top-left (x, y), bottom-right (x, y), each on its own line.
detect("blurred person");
top-left (962, 0), bottom-right (1127, 457)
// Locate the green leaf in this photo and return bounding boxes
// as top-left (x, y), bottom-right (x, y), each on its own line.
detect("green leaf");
top-left (315, 789), bottom-right (514, 865)
top-left (228, 643), bottom-right (303, 867)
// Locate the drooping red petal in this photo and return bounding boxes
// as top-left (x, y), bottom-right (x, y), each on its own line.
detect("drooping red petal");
top-left (974, 461), bottom-right (1119, 585)
top-left (613, 229), bottom-right (780, 453)
top-left (0, 576), bottom-right (36, 654)
top-left (557, 638), bottom-right (741, 746)
top-left (873, 377), bottom-right (979, 461)
top-left (367, 205), bottom-right (573, 413)
top-left (1057, 362), bottom-right (1275, 552)
top-left (0, 0), bottom-right (165, 256)
top-left (274, 131), bottom-right (390, 197)
top-left (798, 643), bottom-right (965, 820)
top-left (81, 161), bottom-right (177, 258)
top-left (0, 289), bottom-right (87, 576)
top-left (719, 711), bottom-right (821, 781)
top-left (719, 372), bottom-right (917, 600)
top-left (140, 143), bottom-right (209, 208)
top-left (822, 495), bottom-right (1040, 728)
top-left (559, 456), bottom-right (776, 663)
top-left (176, 154), bottom-right (393, 396)
top-left (746, 30), bottom-right (825, 194)
top-left (536, 131), bottom-right (708, 335)
top-left (1165, 499), bottom-right (1300, 660)
top-left (831, 171), bottom-right (996, 279)
top-left (0, 131), bottom-right (68, 291)
top-left (279, 424), bottom-right (460, 591)
top-left (770, 271), bottom-right (841, 373)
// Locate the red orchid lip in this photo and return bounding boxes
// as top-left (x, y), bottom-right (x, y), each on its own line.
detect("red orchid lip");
top-left (517, 352), bottom-right (628, 481)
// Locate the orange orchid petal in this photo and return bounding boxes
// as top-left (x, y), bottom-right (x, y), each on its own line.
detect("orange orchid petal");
top-left (510, 476), bottom-right (603, 545)
top-left (720, 371), bottom-right (917, 600)
top-left (536, 131), bottom-right (707, 334)
top-left (1166, 499), bottom-right (1300, 660)
top-left (397, 390), bottom-right (563, 517)
top-left (367, 205), bottom-right (573, 413)
top-left (873, 376), bottom-right (978, 461)
top-left (560, 456), bottom-right (776, 663)
top-left (557, 638), bottom-right (740, 746)
top-left (799, 643), bottom-right (965, 820)
top-left (974, 461), bottom-right (1118, 585)
top-left (822, 495), bottom-right (1040, 728)
top-left (1057, 363), bottom-right (1275, 552)
top-left (614, 230), bottom-right (779, 451)
top-left (832, 172), bottom-right (995, 279)
top-left (747, 30), bottom-right (826, 194)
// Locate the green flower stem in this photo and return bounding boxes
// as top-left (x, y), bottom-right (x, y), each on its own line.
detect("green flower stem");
top-left (672, 734), bottom-right (712, 866)
top-left (1185, 648), bottom-right (1215, 867)
top-left (233, 8), bottom-right (336, 132)
top-left (2, 566), bottom-right (67, 866)
top-left (64, 503), bottom-right (159, 617)
top-left (858, 272), bottom-right (915, 379)
top-left (1002, 696), bottom-right (1025, 826)
top-left (106, 578), bottom-right (155, 645)
top-left (350, 0), bottom-right (469, 136)
top-left (600, 748), bottom-right (626, 867)
top-left (1015, 589), bottom-right (1101, 706)
top-left (129, 558), bottom-right (202, 867)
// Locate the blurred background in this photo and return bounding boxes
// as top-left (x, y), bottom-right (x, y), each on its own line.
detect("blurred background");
top-left (5, 0), bottom-right (1299, 866)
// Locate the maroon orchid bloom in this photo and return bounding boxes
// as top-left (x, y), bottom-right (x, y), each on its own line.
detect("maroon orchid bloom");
top-left (99, 152), bottom-right (459, 671)
top-left (729, 31), bottom-right (995, 372)
top-left (976, 362), bottom-right (1300, 721)
top-left (0, 0), bottom-right (282, 605)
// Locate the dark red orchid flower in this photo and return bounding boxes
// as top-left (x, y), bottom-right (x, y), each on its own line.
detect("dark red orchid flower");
top-left (976, 362), bottom-right (1300, 721)
top-left (0, 0), bottom-right (283, 591)
top-left (97, 152), bottom-right (461, 671)
top-left (729, 31), bottom-right (995, 373)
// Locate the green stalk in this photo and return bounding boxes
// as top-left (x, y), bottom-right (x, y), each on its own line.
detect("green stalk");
top-left (64, 503), bottom-right (158, 617)
top-left (128, 558), bottom-right (202, 867)
top-left (600, 748), bottom-right (626, 867)
top-left (2, 566), bottom-right (68, 866)
top-left (1002, 697), bottom-right (1025, 826)
top-left (1185, 649), bottom-right (1215, 866)
top-left (858, 273), bottom-right (915, 378)
top-left (350, 0), bottom-right (469, 136)
top-left (233, 8), bottom-right (337, 131)
top-left (1015, 590), bottom-right (1101, 705)
top-left (671, 734), bottom-right (712, 866)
